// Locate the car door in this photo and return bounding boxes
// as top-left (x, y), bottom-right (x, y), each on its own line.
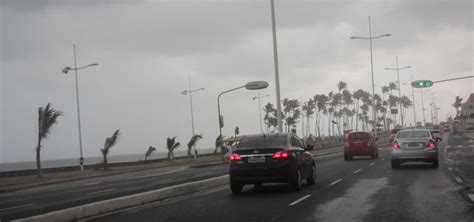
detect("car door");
top-left (291, 136), bottom-right (310, 177)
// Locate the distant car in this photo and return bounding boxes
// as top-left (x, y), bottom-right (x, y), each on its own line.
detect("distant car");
top-left (344, 132), bottom-right (379, 160)
top-left (391, 128), bottom-right (439, 169)
top-left (228, 133), bottom-right (316, 194)
top-left (443, 124), bottom-right (451, 132)
top-left (430, 130), bottom-right (441, 140)
top-left (389, 128), bottom-right (402, 144)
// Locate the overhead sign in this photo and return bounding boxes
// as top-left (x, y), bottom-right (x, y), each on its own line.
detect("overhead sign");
top-left (411, 80), bottom-right (433, 88)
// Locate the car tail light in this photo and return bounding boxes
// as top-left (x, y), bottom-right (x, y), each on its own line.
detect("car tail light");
top-left (229, 153), bottom-right (242, 161)
top-left (391, 141), bottom-right (400, 149)
top-left (272, 151), bottom-right (290, 159)
top-left (426, 139), bottom-right (436, 149)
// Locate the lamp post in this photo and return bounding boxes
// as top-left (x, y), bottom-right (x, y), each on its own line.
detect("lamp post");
top-left (252, 92), bottom-right (270, 134)
top-left (270, 0), bottom-right (283, 132)
top-left (218, 81), bottom-right (269, 140)
top-left (181, 76), bottom-right (204, 159)
top-left (385, 56), bottom-right (411, 127)
top-left (402, 74), bottom-right (417, 126)
top-left (61, 44), bottom-right (98, 171)
top-left (350, 16), bottom-right (391, 130)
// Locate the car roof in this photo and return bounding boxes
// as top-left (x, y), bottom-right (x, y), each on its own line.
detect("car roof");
top-left (349, 131), bottom-right (370, 134)
top-left (398, 128), bottom-right (430, 132)
top-left (240, 133), bottom-right (291, 139)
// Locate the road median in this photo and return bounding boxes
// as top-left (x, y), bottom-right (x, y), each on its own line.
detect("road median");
top-left (13, 175), bottom-right (229, 222)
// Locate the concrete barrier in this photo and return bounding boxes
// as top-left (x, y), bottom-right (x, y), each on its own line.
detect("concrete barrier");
top-left (13, 175), bottom-right (229, 222)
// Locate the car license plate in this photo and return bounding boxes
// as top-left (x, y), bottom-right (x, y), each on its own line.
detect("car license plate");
top-left (248, 156), bottom-right (266, 163)
top-left (407, 142), bottom-right (421, 148)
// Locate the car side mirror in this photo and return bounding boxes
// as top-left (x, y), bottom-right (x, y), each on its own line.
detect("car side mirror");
top-left (305, 144), bottom-right (314, 150)
top-left (436, 137), bottom-right (442, 142)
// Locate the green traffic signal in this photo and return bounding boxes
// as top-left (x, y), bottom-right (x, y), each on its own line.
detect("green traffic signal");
top-left (412, 80), bottom-right (433, 88)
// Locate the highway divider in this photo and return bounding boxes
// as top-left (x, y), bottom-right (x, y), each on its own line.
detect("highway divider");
top-left (13, 175), bottom-right (229, 222)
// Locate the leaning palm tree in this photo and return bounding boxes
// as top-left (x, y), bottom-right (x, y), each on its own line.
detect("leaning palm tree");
top-left (187, 134), bottom-right (203, 159)
top-left (145, 146), bottom-right (156, 161)
top-left (100, 129), bottom-right (120, 170)
top-left (36, 103), bottom-right (63, 177)
top-left (166, 137), bottom-right (180, 163)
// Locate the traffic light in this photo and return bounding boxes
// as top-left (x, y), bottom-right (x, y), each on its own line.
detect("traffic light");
top-left (411, 80), bottom-right (433, 88)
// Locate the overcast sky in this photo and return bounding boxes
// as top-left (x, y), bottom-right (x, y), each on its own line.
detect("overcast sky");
top-left (1, 0), bottom-right (472, 163)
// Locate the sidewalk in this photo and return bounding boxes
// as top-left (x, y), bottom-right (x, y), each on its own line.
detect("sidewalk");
top-left (0, 154), bottom-right (225, 193)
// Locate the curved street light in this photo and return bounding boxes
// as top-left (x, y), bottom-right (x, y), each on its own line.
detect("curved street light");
top-left (217, 81), bottom-right (269, 141)
top-left (61, 44), bottom-right (98, 171)
top-left (385, 56), bottom-right (411, 127)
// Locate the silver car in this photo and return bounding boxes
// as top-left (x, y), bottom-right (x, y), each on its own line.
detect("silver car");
top-left (390, 128), bottom-right (440, 168)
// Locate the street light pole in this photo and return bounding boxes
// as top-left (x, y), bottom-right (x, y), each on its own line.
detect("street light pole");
top-left (410, 74), bottom-right (417, 125)
top-left (420, 88), bottom-right (426, 126)
top-left (350, 16), bottom-right (391, 131)
top-left (181, 77), bottom-right (204, 160)
top-left (385, 56), bottom-right (411, 127)
top-left (270, 0), bottom-right (283, 133)
top-left (62, 44), bottom-right (98, 171)
top-left (252, 92), bottom-right (270, 134)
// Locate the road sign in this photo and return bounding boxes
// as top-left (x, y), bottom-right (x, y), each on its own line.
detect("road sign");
top-left (411, 80), bottom-right (433, 88)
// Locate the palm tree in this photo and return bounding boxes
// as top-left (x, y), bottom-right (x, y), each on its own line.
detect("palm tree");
top-left (313, 94), bottom-right (328, 138)
top-left (282, 98), bottom-right (301, 132)
top-left (263, 103), bottom-right (278, 132)
top-left (234, 126), bottom-right (240, 138)
top-left (337, 81), bottom-right (347, 92)
top-left (452, 96), bottom-right (463, 117)
top-left (302, 98), bottom-right (315, 137)
top-left (166, 137), bottom-right (180, 163)
top-left (187, 134), bottom-right (203, 159)
top-left (36, 103), bottom-right (62, 177)
top-left (145, 146), bottom-right (156, 161)
top-left (353, 89), bottom-right (365, 131)
top-left (381, 86), bottom-right (390, 130)
top-left (342, 90), bottom-right (353, 130)
top-left (100, 129), bottom-right (120, 170)
top-left (388, 95), bottom-right (400, 128)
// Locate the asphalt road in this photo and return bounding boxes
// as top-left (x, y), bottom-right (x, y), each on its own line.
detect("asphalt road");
top-left (0, 143), bottom-right (345, 221)
top-left (89, 133), bottom-right (474, 222)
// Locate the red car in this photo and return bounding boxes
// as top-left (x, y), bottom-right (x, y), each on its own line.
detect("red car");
top-left (344, 132), bottom-right (379, 160)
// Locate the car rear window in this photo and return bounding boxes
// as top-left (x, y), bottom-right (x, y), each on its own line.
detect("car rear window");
top-left (349, 132), bottom-right (369, 140)
top-left (396, 131), bottom-right (430, 139)
top-left (237, 136), bottom-right (287, 149)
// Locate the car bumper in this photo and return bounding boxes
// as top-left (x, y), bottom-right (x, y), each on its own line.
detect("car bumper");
top-left (391, 148), bottom-right (438, 162)
top-left (229, 164), bottom-right (292, 184)
top-left (344, 147), bottom-right (376, 156)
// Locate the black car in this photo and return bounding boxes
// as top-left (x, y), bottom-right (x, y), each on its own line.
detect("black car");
top-left (228, 133), bottom-right (316, 194)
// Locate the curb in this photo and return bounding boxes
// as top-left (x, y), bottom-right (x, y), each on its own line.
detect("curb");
top-left (12, 175), bottom-right (229, 222)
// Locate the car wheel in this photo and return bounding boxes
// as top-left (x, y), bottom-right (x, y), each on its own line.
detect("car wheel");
top-left (344, 155), bottom-right (349, 161)
top-left (349, 155), bottom-right (353, 160)
top-left (432, 159), bottom-right (439, 168)
top-left (290, 168), bottom-right (302, 191)
top-left (230, 182), bottom-right (243, 195)
top-left (391, 160), bottom-right (400, 169)
top-left (306, 164), bottom-right (316, 185)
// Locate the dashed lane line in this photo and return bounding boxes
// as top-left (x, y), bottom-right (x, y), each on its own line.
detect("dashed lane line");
top-left (329, 179), bottom-right (343, 186)
top-left (468, 194), bottom-right (474, 203)
top-left (84, 182), bottom-right (101, 186)
top-left (454, 176), bottom-right (463, 183)
top-left (369, 162), bottom-right (376, 167)
top-left (0, 203), bottom-right (36, 212)
top-left (353, 169), bottom-right (362, 174)
top-left (448, 167), bottom-right (453, 171)
top-left (457, 145), bottom-right (463, 148)
top-left (86, 188), bottom-right (117, 196)
top-left (289, 195), bottom-right (311, 206)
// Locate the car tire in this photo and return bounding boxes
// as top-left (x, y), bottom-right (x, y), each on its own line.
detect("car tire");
top-left (344, 155), bottom-right (349, 161)
top-left (432, 159), bottom-right (439, 168)
top-left (290, 168), bottom-right (302, 191)
top-left (391, 160), bottom-right (400, 169)
top-left (306, 164), bottom-right (316, 185)
top-left (230, 182), bottom-right (243, 195)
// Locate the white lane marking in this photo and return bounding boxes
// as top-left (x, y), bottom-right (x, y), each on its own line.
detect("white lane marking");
top-left (469, 145), bottom-right (474, 148)
top-left (86, 188), bottom-right (117, 196)
top-left (0, 203), bottom-right (36, 212)
top-left (454, 176), bottom-right (463, 183)
top-left (445, 146), bottom-right (451, 148)
top-left (329, 179), bottom-right (343, 186)
top-left (353, 169), bottom-right (362, 174)
top-left (381, 158), bottom-right (385, 161)
top-left (289, 195), bottom-right (311, 206)
top-left (457, 145), bottom-right (463, 148)
top-left (130, 167), bottom-right (186, 180)
top-left (151, 179), bottom-right (172, 184)
top-left (369, 162), bottom-right (376, 167)
top-left (468, 194), bottom-right (474, 202)
top-left (84, 182), bottom-right (101, 186)
top-left (448, 167), bottom-right (453, 171)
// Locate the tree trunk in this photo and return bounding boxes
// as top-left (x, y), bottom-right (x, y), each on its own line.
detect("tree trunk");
top-left (103, 154), bottom-right (108, 170)
top-left (36, 141), bottom-right (42, 177)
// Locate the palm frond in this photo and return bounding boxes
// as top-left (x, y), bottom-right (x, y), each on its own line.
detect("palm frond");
top-left (38, 103), bottom-right (63, 140)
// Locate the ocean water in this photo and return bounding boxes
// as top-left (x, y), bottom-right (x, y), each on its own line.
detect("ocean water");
top-left (0, 148), bottom-right (217, 172)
